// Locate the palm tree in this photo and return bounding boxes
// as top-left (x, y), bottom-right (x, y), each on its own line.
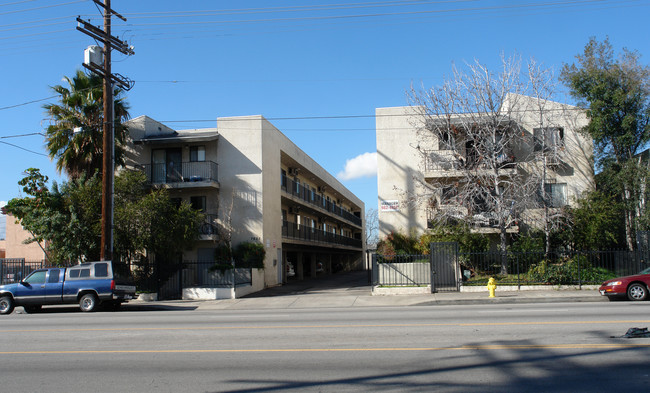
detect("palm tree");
top-left (43, 70), bottom-right (130, 179)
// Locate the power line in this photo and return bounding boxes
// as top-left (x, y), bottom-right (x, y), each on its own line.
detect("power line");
top-left (0, 0), bottom-right (86, 16)
top-left (0, 132), bottom-right (44, 139)
top-left (0, 140), bottom-right (47, 156)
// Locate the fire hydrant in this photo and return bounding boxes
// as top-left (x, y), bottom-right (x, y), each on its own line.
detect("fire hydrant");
top-left (487, 277), bottom-right (497, 298)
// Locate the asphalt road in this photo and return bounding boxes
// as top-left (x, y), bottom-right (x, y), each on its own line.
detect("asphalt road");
top-left (1, 302), bottom-right (649, 392)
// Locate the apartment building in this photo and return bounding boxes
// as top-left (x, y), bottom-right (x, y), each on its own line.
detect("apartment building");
top-left (376, 94), bottom-right (594, 238)
top-left (125, 115), bottom-right (365, 297)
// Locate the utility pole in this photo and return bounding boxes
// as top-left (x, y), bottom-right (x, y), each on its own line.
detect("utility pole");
top-left (77, 0), bottom-right (134, 261)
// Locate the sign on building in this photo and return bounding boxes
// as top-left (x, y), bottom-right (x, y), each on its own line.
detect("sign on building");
top-left (380, 200), bottom-right (399, 212)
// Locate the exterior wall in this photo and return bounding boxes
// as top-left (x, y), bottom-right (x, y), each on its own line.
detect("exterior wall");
top-left (3, 213), bottom-right (47, 261)
top-left (376, 106), bottom-right (428, 238)
top-left (376, 95), bottom-right (595, 237)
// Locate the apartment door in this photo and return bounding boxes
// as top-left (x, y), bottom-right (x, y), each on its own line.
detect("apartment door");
top-left (152, 148), bottom-right (182, 183)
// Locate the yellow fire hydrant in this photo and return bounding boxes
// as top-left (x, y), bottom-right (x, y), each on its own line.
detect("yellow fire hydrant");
top-left (487, 277), bottom-right (497, 298)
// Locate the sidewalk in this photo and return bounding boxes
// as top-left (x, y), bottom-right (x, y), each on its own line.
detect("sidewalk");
top-left (132, 271), bottom-right (609, 311)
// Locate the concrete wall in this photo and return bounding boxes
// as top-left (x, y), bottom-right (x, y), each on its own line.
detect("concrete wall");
top-left (376, 106), bottom-right (429, 238)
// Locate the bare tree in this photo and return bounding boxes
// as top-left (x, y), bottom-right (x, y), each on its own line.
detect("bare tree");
top-left (365, 207), bottom-right (379, 249)
top-left (408, 55), bottom-right (564, 274)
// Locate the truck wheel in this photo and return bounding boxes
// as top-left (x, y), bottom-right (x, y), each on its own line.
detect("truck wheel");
top-left (79, 294), bottom-right (98, 312)
top-left (23, 305), bottom-right (42, 314)
top-left (0, 296), bottom-right (15, 315)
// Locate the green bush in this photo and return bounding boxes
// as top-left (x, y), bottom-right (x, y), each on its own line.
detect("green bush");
top-left (233, 241), bottom-right (266, 269)
top-left (527, 256), bottom-right (616, 285)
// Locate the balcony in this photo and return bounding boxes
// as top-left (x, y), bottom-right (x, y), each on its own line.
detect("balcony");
top-left (282, 221), bottom-right (362, 248)
top-left (198, 213), bottom-right (219, 240)
top-left (423, 150), bottom-right (517, 178)
top-left (281, 177), bottom-right (362, 227)
top-left (140, 161), bottom-right (219, 189)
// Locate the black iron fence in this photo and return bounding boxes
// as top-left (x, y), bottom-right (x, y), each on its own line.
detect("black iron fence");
top-left (0, 259), bottom-right (253, 300)
top-left (0, 259), bottom-right (47, 284)
top-left (373, 249), bottom-right (650, 290)
top-left (460, 249), bottom-right (647, 287)
top-left (126, 260), bottom-right (253, 300)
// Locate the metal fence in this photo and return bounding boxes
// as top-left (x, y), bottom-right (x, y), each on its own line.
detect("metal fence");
top-left (0, 259), bottom-right (46, 284)
top-left (372, 248), bottom-right (650, 291)
top-left (460, 249), bottom-right (648, 287)
top-left (126, 260), bottom-right (253, 300)
top-left (0, 259), bottom-right (253, 300)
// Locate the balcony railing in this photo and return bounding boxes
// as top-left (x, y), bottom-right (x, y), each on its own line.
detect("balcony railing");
top-left (140, 161), bottom-right (219, 185)
top-left (423, 150), bottom-right (516, 172)
top-left (281, 177), bottom-right (362, 227)
top-left (282, 221), bottom-right (362, 248)
top-left (199, 213), bottom-right (219, 236)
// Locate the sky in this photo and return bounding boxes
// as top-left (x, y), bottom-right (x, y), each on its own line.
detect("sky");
top-left (1, 0), bottom-right (649, 224)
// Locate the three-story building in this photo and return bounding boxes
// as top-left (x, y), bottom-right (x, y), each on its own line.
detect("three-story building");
top-left (125, 115), bottom-right (365, 298)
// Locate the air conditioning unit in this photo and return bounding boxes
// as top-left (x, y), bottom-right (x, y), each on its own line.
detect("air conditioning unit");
top-left (318, 217), bottom-right (324, 223)
top-left (289, 206), bottom-right (300, 214)
top-left (318, 186), bottom-right (326, 193)
top-left (288, 167), bottom-right (299, 176)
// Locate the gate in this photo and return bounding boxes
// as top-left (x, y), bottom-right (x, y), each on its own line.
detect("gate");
top-left (430, 242), bottom-right (460, 292)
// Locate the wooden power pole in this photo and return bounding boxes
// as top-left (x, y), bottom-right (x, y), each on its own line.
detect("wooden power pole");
top-left (77, 0), bottom-right (134, 261)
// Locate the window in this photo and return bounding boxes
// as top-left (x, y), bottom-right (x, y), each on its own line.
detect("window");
top-left (190, 196), bottom-right (207, 212)
top-left (534, 127), bottom-right (564, 151)
top-left (94, 263), bottom-right (109, 278)
top-left (439, 131), bottom-right (455, 150)
top-left (544, 183), bottom-right (567, 207)
top-left (80, 269), bottom-right (90, 278)
top-left (190, 146), bottom-right (205, 162)
top-left (170, 198), bottom-right (182, 209)
top-left (25, 270), bottom-right (46, 284)
top-left (48, 270), bottom-right (60, 283)
top-left (441, 186), bottom-right (457, 205)
top-left (281, 169), bottom-right (287, 189)
top-left (69, 270), bottom-right (80, 278)
top-left (295, 178), bottom-right (301, 195)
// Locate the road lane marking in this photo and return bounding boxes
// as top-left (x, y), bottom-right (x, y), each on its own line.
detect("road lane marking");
top-left (2, 320), bottom-right (650, 333)
top-left (1, 343), bottom-right (650, 355)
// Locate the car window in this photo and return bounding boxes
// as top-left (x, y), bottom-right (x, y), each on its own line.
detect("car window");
top-left (69, 270), bottom-right (80, 278)
top-left (48, 269), bottom-right (60, 284)
top-left (25, 270), bottom-right (47, 285)
top-left (94, 263), bottom-right (109, 277)
top-left (79, 269), bottom-right (90, 278)
top-left (640, 267), bottom-right (650, 275)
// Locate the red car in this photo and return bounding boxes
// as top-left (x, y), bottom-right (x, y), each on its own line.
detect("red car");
top-left (599, 267), bottom-right (650, 301)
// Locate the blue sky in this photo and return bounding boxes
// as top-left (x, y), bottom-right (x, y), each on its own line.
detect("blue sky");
top-left (1, 0), bottom-right (649, 223)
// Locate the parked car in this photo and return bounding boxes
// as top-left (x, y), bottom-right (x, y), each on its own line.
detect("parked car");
top-left (0, 261), bottom-right (137, 314)
top-left (599, 267), bottom-right (650, 301)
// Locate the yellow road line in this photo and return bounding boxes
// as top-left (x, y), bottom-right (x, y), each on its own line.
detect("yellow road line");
top-left (1, 343), bottom-right (650, 355)
top-left (2, 320), bottom-right (650, 333)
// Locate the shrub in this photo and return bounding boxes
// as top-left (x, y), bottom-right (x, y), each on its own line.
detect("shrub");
top-left (233, 241), bottom-right (266, 269)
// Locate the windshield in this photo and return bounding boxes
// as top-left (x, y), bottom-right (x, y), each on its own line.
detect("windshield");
top-left (640, 267), bottom-right (650, 275)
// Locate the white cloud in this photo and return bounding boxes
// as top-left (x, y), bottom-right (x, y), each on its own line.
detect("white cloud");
top-left (337, 152), bottom-right (377, 181)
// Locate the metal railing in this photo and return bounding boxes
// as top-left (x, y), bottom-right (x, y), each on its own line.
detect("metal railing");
top-left (0, 259), bottom-right (46, 284)
top-left (140, 161), bottom-right (219, 185)
top-left (282, 221), bottom-right (363, 248)
top-left (282, 177), bottom-right (362, 227)
top-left (372, 248), bottom-right (650, 290)
top-left (372, 254), bottom-right (431, 287)
top-left (423, 150), bottom-right (516, 172)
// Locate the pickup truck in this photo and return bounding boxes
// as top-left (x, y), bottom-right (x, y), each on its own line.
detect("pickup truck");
top-left (0, 261), bottom-right (137, 315)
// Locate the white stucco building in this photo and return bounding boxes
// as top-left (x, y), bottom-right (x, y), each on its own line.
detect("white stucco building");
top-left (376, 94), bottom-right (594, 238)
top-left (125, 115), bottom-right (365, 299)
